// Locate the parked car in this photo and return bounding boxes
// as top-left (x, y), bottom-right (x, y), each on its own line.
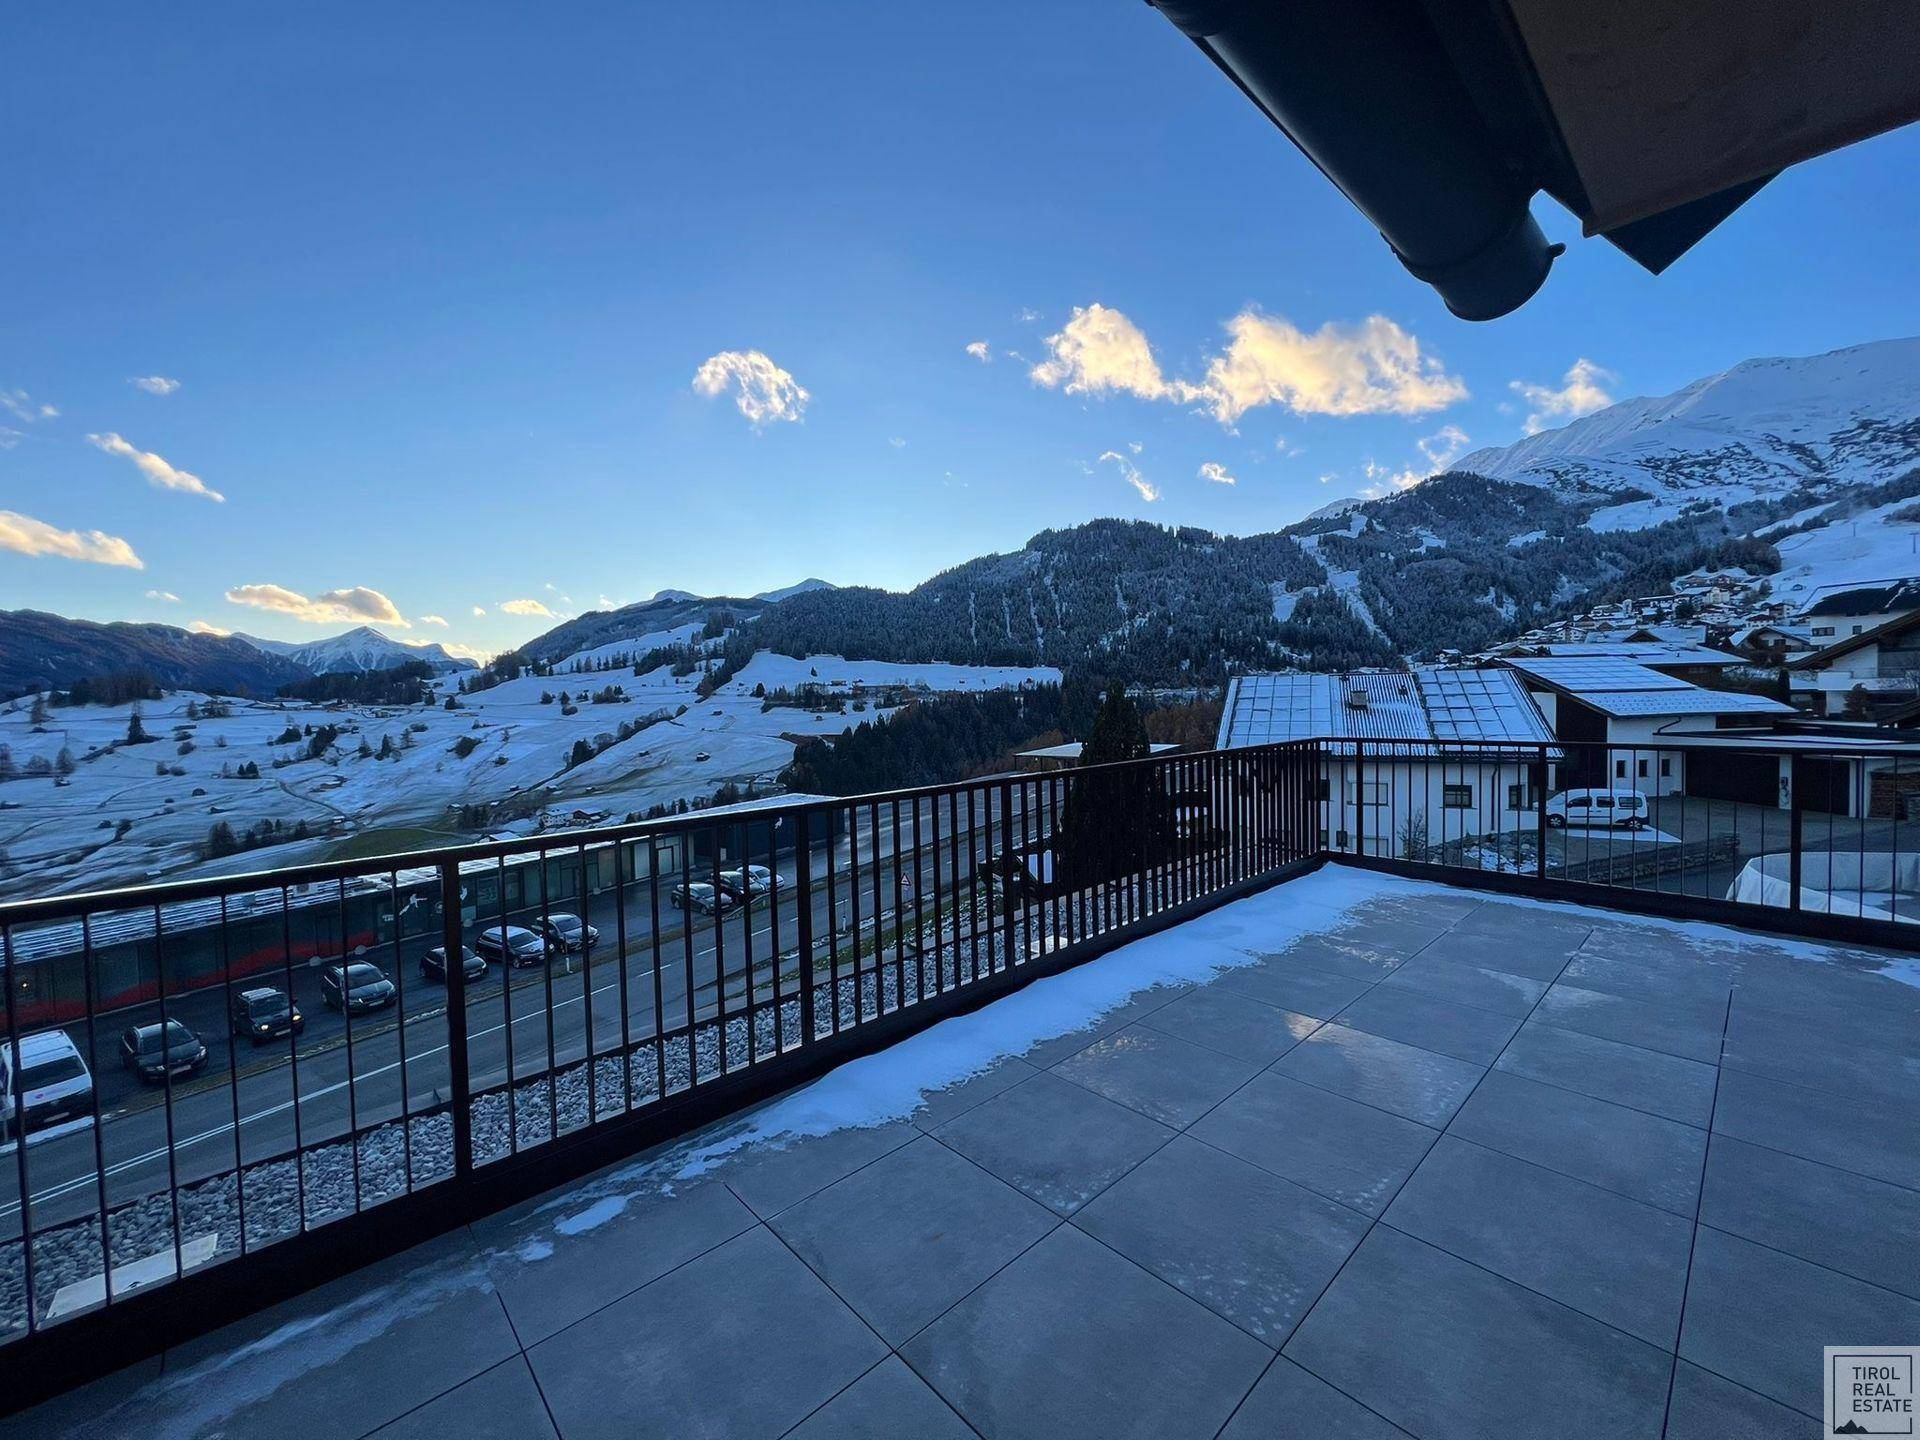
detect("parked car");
top-left (472, 924), bottom-right (555, 968)
top-left (1545, 787), bottom-right (1650, 829)
top-left (320, 961), bottom-right (398, 1013)
top-left (230, 986), bottom-right (304, 1043)
top-left (1, 1030), bottom-right (94, 1137)
top-left (421, 944), bottom-right (487, 983)
top-left (535, 912), bottom-right (599, 952)
top-left (670, 882), bottom-right (734, 915)
top-left (120, 1020), bottom-right (209, 1084)
top-left (715, 865), bottom-right (778, 902)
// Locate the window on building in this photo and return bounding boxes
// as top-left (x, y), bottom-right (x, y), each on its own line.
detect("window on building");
top-left (1614, 759), bottom-right (1628, 779)
top-left (1660, 758), bottom-right (1672, 777)
top-left (1507, 783), bottom-right (1539, 809)
top-left (1637, 758), bottom-right (1649, 778)
top-left (1314, 778), bottom-right (1330, 802)
top-left (1442, 784), bottom-right (1472, 808)
top-left (1852, 624), bottom-right (1864, 635)
top-left (1812, 626), bottom-right (1834, 637)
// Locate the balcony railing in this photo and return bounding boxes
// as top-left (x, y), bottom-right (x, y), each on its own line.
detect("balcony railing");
top-left (1, 731), bottom-right (1915, 1411)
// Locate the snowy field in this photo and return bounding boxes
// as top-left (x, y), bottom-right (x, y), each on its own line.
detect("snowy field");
top-left (0, 648), bottom-right (1057, 896)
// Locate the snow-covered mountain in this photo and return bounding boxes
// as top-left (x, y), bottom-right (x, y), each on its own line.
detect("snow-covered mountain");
top-left (1456, 337), bottom-right (1920, 524)
top-left (754, 578), bottom-right (837, 603)
top-left (234, 626), bottom-right (477, 675)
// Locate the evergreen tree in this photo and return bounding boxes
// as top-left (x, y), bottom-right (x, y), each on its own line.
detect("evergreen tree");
top-left (29, 693), bottom-right (50, 727)
top-left (126, 709), bottom-right (151, 745)
top-left (55, 746), bottom-right (75, 775)
top-left (0, 744), bottom-right (13, 780)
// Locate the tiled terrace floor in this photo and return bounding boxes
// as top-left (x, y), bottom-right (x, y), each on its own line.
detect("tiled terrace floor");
top-left (13, 866), bottom-right (1920, 1439)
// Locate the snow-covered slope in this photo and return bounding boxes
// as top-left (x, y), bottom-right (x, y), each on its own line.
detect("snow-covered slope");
top-left (235, 625), bottom-right (477, 675)
top-left (754, 578), bottom-right (837, 603)
top-left (1456, 337), bottom-right (1920, 523)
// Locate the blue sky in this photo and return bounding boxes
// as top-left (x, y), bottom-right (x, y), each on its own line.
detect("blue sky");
top-left (5, 1), bottom-right (1920, 660)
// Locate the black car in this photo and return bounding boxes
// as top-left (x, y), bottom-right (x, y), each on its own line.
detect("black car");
top-left (230, 986), bottom-right (304, 1043)
top-left (421, 944), bottom-right (487, 983)
top-left (535, 913), bottom-right (599, 952)
top-left (320, 961), bottom-right (398, 1014)
top-left (119, 1020), bottom-right (208, 1084)
top-left (472, 925), bottom-right (555, 968)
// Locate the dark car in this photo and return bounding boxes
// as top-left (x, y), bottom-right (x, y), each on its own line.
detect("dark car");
top-left (535, 912), bottom-right (599, 952)
top-left (320, 961), bottom-right (398, 1014)
top-left (714, 865), bottom-right (776, 903)
top-left (230, 986), bottom-right (304, 1043)
top-left (421, 944), bottom-right (487, 983)
top-left (119, 1020), bottom-right (208, 1084)
top-left (669, 882), bottom-right (733, 915)
top-left (472, 924), bottom-right (554, 968)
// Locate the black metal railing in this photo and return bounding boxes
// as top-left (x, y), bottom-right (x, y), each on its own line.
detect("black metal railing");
top-left (0, 740), bottom-right (1322, 1378)
top-left (2, 729), bottom-right (1916, 1406)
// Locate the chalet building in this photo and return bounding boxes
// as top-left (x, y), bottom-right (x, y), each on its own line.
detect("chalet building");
top-left (1798, 579), bottom-right (1920, 641)
top-left (1488, 639), bottom-right (1750, 688)
top-left (1788, 607), bottom-right (1920, 719)
top-left (1218, 669), bottom-right (1556, 857)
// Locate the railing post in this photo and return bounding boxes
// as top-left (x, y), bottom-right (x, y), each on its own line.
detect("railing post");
top-left (1534, 745), bottom-right (1549, 880)
top-left (998, 779), bottom-right (1017, 967)
top-left (438, 860), bottom-right (473, 1179)
top-left (1354, 741), bottom-right (1366, 858)
top-left (795, 809), bottom-right (816, 1048)
top-left (1787, 753), bottom-right (1804, 912)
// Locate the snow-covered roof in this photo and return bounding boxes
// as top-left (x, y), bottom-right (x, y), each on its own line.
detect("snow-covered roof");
top-left (1015, 742), bottom-right (1180, 762)
top-left (1801, 580), bottom-right (1920, 617)
top-left (1524, 642), bottom-right (1744, 668)
top-left (1218, 669), bottom-right (1554, 750)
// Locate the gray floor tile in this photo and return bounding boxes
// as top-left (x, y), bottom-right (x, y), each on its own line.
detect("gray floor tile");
top-left (1413, 925), bottom-right (1581, 980)
top-left (1679, 1226), bottom-right (1920, 1420)
top-left (1383, 1136), bottom-right (1693, 1348)
top-left (529, 1226), bottom-right (886, 1439)
top-left (1533, 981), bottom-right (1725, 1063)
top-left (1723, 999), bottom-right (1920, 1107)
top-left (1495, 1020), bottom-right (1717, 1126)
top-left (1733, 958), bottom-right (1920, 1050)
top-left (122, 1230), bottom-right (518, 1440)
top-left (933, 1070), bottom-right (1175, 1215)
top-left (912, 1055), bottom-right (1041, 1131)
top-left (1138, 985), bottom-right (1321, 1064)
top-left (1714, 1067), bottom-right (1920, 1190)
top-left (1018, 982), bottom-right (1196, 1069)
top-left (1701, 1135), bottom-right (1920, 1300)
top-left (1074, 1134), bottom-right (1370, 1345)
top-left (715, 1118), bottom-right (921, 1218)
top-left (1662, 1361), bottom-right (1809, 1440)
top-left (1319, 914), bottom-right (1450, 959)
top-left (474, 1175), bottom-right (757, 1344)
top-left (1379, 953), bottom-right (1547, 1018)
top-left (1283, 1227), bottom-right (1671, 1440)
top-left (0, 1355), bottom-right (164, 1440)
top-left (1451, 902), bottom-right (1595, 948)
top-left (768, 1136), bottom-right (1056, 1344)
top-left (367, 1357), bottom-right (558, 1440)
top-left (1253, 933), bottom-right (1405, 980)
top-left (1272, 1023), bottom-right (1484, 1127)
top-left (1574, 922), bottom-right (1746, 973)
top-left (1561, 947), bottom-right (1737, 1008)
top-left (1190, 1070), bottom-right (1437, 1216)
top-left (1332, 985), bottom-right (1522, 1065)
top-left (1447, 1070), bottom-right (1707, 1216)
top-left (1053, 1024), bottom-right (1262, 1126)
top-left (1211, 956), bottom-right (1375, 1019)
top-left (1219, 1358), bottom-right (1411, 1439)
top-left (901, 1225), bottom-right (1270, 1440)
top-left (787, 1357), bottom-right (976, 1439)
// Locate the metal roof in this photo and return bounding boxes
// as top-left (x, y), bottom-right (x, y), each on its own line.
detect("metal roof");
top-left (1526, 643), bottom-right (1744, 667)
top-left (1502, 657), bottom-right (1793, 718)
top-left (1502, 657), bottom-right (1694, 693)
top-left (1218, 668), bottom-right (1554, 750)
top-left (1588, 689), bottom-right (1792, 718)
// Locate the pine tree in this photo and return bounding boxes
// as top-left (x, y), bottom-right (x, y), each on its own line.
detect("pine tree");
top-left (29, 693), bottom-right (49, 727)
top-left (0, 744), bottom-right (13, 780)
top-left (55, 747), bottom-right (75, 776)
top-left (126, 709), bottom-right (151, 745)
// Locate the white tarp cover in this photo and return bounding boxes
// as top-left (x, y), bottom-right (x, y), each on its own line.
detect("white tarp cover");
top-left (1727, 850), bottom-right (1920, 925)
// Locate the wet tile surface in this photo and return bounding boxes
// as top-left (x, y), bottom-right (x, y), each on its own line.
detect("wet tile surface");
top-left (22, 871), bottom-right (1918, 1440)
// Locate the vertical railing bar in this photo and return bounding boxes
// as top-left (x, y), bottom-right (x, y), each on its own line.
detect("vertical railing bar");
top-left (219, 896), bottom-right (248, 1249)
top-left (79, 913), bottom-right (115, 1289)
top-left (645, 838), bottom-right (665, 1104)
top-left (389, 873), bottom-right (413, 1197)
top-left (576, 844), bottom-right (595, 1126)
top-left (536, 851), bottom-right (558, 1143)
top-left (494, 854), bottom-right (517, 1154)
top-left (4, 924), bottom-right (37, 1332)
top-left (332, 881), bottom-right (362, 1214)
top-left (278, 889), bottom-right (307, 1228)
top-left (438, 860), bottom-right (472, 1182)
top-left (796, 810), bottom-right (816, 1050)
top-left (737, 820), bottom-right (756, 1068)
top-left (150, 903), bottom-right (186, 1279)
top-left (710, 822), bottom-right (729, 1077)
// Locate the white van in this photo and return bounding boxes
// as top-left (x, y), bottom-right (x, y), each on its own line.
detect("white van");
top-left (1545, 787), bottom-right (1650, 830)
top-left (2, 1030), bottom-right (96, 1139)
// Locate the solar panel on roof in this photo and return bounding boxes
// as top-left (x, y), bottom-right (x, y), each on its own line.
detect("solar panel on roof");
top-left (1503, 657), bottom-right (1692, 692)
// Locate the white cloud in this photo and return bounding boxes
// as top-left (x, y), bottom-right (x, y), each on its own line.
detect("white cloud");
top-left (964, 341), bottom-right (991, 363)
top-left (0, 389), bottom-right (57, 423)
top-left (130, 375), bottom-right (182, 396)
top-left (471, 605), bottom-right (487, 617)
top-left (1030, 304), bottom-right (1467, 425)
top-left (225, 583), bottom-right (409, 628)
top-left (438, 641), bottom-right (493, 664)
top-left (1098, 449), bottom-right (1159, 503)
top-left (1198, 462), bottom-right (1237, 486)
top-left (1016, 307), bottom-right (1041, 324)
top-left (0, 510), bottom-right (143, 568)
top-left (888, 436), bottom-right (907, 448)
top-left (187, 619), bottom-right (230, 636)
top-left (1355, 426), bottom-right (1473, 499)
top-left (146, 588), bottom-right (181, 602)
top-left (0, 428), bottom-right (22, 450)
top-left (499, 598), bottom-right (555, 617)
top-left (1511, 359), bottom-right (1616, 435)
top-left (86, 432), bottom-right (225, 502)
top-left (692, 349), bottom-right (809, 426)
top-left (419, 613), bottom-right (449, 627)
